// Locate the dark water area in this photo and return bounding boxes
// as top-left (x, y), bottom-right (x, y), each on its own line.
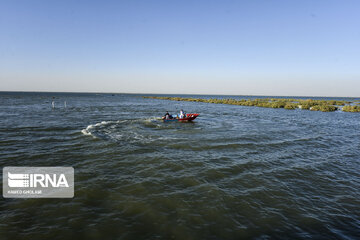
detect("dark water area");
top-left (0, 92), bottom-right (359, 239)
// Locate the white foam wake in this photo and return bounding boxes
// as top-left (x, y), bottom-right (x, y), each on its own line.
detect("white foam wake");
top-left (81, 124), bottom-right (95, 137)
top-left (81, 121), bottom-right (112, 137)
top-left (81, 120), bottom-right (127, 137)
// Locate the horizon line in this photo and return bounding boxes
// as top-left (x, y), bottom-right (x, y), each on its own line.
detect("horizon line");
top-left (0, 90), bottom-right (359, 99)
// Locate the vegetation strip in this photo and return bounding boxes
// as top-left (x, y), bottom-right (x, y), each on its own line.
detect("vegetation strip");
top-left (144, 96), bottom-right (360, 112)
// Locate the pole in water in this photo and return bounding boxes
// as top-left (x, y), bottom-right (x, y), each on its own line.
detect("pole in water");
top-left (64, 101), bottom-right (67, 108)
top-left (51, 96), bottom-right (55, 109)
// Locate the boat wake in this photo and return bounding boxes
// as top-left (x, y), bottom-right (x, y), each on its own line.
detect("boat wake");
top-left (81, 118), bottom-right (183, 144)
top-left (81, 120), bottom-right (122, 138)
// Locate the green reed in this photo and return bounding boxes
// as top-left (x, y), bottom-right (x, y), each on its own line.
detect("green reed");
top-left (143, 96), bottom-right (358, 113)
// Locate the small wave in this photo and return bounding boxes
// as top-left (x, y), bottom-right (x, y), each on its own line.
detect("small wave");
top-left (81, 124), bottom-right (95, 137)
top-left (143, 117), bottom-right (162, 122)
top-left (81, 128), bottom-right (92, 136)
top-left (81, 121), bottom-right (114, 137)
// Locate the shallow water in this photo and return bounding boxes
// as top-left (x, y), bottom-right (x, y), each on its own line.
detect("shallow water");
top-left (0, 92), bottom-right (359, 239)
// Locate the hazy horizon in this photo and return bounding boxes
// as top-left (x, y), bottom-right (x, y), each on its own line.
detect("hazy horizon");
top-left (2, 90), bottom-right (359, 99)
top-left (1, 1), bottom-right (359, 97)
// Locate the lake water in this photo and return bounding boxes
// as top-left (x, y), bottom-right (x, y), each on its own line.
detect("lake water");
top-left (0, 92), bottom-right (359, 239)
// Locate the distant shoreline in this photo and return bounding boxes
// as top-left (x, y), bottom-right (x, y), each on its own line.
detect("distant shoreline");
top-left (0, 91), bottom-right (359, 99)
top-left (144, 96), bottom-right (360, 113)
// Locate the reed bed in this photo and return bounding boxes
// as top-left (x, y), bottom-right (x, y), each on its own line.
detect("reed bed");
top-left (144, 96), bottom-right (359, 113)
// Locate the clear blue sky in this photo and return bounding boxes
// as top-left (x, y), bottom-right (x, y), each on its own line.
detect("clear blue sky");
top-left (1, 0), bottom-right (359, 96)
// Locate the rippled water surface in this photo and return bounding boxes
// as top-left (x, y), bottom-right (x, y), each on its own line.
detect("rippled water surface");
top-left (1, 92), bottom-right (359, 239)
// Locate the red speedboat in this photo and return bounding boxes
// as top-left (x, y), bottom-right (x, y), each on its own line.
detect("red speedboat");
top-left (162, 113), bottom-right (200, 122)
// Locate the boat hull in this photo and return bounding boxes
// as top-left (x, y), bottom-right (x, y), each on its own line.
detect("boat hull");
top-left (162, 113), bottom-right (199, 122)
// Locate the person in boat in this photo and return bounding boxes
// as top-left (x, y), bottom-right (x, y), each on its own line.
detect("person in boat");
top-left (179, 109), bottom-right (185, 119)
top-left (163, 111), bottom-right (173, 120)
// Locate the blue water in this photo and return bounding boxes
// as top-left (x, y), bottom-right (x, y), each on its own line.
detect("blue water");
top-left (0, 92), bottom-right (359, 239)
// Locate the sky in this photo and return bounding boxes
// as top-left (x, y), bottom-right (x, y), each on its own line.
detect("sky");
top-left (0, 0), bottom-right (359, 96)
